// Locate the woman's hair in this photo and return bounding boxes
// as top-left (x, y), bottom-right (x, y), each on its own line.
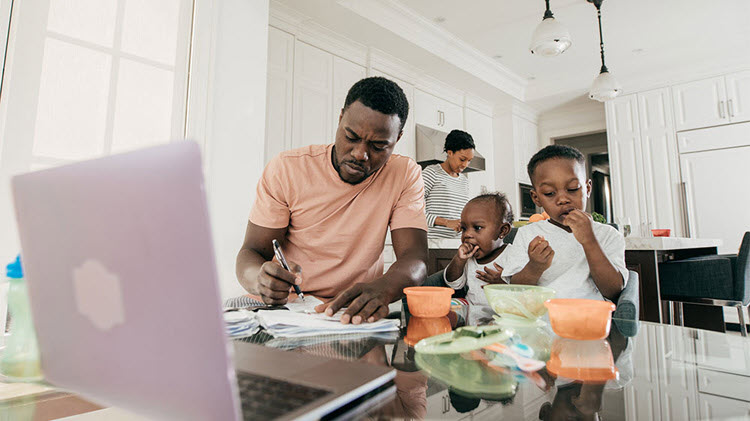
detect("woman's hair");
top-left (468, 192), bottom-right (514, 224)
top-left (444, 129), bottom-right (475, 153)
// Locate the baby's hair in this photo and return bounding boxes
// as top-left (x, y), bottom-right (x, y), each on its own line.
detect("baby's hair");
top-left (468, 192), bottom-right (514, 224)
top-left (526, 144), bottom-right (585, 182)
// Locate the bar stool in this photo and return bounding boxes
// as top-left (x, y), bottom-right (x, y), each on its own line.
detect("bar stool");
top-left (659, 232), bottom-right (750, 337)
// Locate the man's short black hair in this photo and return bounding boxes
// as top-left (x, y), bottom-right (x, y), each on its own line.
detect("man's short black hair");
top-left (469, 192), bottom-right (514, 224)
top-left (444, 129), bottom-right (475, 153)
top-left (526, 144), bottom-right (585, 182)
top-left (343, 77), bottom-right (409, 131)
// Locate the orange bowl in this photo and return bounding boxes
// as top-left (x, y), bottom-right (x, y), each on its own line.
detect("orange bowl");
top-left (546, 337), bottom-right (618, 383)
top-left (544, 299), bottom-right (616, 340)
top-left (651, 229), bottom-right (671, 237)
top-left (404, 287), bottom-right (454, 317)
top-left (405, 316), bottom-right (452, 346)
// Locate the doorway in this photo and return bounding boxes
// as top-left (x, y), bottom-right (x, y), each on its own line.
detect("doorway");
top-left (554, 132), bottom-right (613, 223)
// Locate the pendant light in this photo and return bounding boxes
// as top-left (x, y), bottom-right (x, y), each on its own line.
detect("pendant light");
top-left (588, 0), bottom-right (621, 101)
top-left (529, 0), bottom-right (572, 57)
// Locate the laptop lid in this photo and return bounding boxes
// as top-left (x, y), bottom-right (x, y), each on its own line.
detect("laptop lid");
top-left (12, 142), bottom-right (241, 420)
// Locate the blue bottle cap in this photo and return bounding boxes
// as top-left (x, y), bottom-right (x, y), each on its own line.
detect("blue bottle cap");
top-left (6, 255), bottom-right (23, 279)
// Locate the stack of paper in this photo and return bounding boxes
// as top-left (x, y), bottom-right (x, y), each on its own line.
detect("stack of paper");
top-left (254, 297), bottom-right (400, 338)
top-left (223, 310), bottom-right (260, 338)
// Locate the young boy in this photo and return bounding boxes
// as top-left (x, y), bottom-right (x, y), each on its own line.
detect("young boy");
top-left (444, 193), bottom-right (514, 306)
top-left (500, 145), bottom-right (627, 301)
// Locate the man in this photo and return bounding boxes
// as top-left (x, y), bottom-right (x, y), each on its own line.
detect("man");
top-left (236, 77), bottom-right (428, 324)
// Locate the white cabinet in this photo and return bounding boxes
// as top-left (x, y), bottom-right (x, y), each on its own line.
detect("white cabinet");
top-left (672, 70), bottom-right (750, 132)
top-left (464, 107), bottom-right (494, 198)
top-left (512, 115), bottom-right (538, 185)
top-left (292, 41), bottom-right (333, 149)
top-left (698, 393), bottom-right (750, 420)
top-left (369, 69), bottom-right (416, 160)
top-left (264, 27), bottom-right (295, 163)
top-left (414, 89), bottom-right (463, 132)
top-left (331, 57), bottom-right (366, 134)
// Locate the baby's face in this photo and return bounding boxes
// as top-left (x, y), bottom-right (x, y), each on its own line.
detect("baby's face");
top-left (530, 158), bottom-right (592, 225)
top-left (460, 201), bottom-right (505, 260)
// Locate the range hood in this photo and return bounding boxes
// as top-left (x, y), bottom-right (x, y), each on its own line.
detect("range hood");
top-left (415, 124), bottom-right (485, 173)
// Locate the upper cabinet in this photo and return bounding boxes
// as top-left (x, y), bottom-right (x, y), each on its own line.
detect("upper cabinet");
top-left (512, 115), bottom-right (538, 185)
top-left (265, 27), bottom-right (295, 163)
top-left (331, 56), bottom-right (367, 134)
top-left (369, 69), bottom-right (416, 160)
top-left (291, 41), bottom-right (334, 149)
top-left (414, 89), bottom-right (463, 132)
top-left (672, 70), bottom-right (750, 132)
top-left (464, 105), bottom-right (494, 198)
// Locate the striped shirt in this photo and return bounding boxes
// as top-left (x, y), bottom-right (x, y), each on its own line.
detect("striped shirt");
top-left (422, 163), bottom-right (470, 239)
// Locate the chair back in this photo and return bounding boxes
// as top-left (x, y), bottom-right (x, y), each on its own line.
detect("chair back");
top-left (736, 232), bottom-right (750, 305)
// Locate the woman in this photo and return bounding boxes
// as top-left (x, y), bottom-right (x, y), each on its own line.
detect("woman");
top-left (422, 129), bottom-right (475, 238)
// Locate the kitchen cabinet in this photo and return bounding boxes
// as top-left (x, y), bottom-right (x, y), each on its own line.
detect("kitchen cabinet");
top-left (369, 69), bottom-right (416, 160)
top-left (512, 115), bottom-right (538, 186)
top-left (698, 393), bottom-right (750, 420)
top-left (264, 27), bottom-right (295, 163)
top-left (672, 70), bottom-right (750, 132)
top-left (464, 106), bottom-right (494, 198)
top-left (414, 89), bottom-right (463, 132)
top-left (331, 56), bottom-right (366, 135)
top-left (292, 40), bottom-right (333, 149)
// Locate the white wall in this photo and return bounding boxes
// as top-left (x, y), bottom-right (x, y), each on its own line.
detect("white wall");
top-left (189, 0), bottom-right (270, 299)
top-left (492, 111), bottom-right (518, 217)
top-left (538, 99), bottom-right (606, 146)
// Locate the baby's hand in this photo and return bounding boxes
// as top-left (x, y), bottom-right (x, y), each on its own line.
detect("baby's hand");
top-left (476, 263), bottom-right (504, 284)
top-left (457, 242), bottom-right (479, 261)
top-left (564, 210), bottom-right (596, 245)
top-left (528, 236), bottom-right (554, 272)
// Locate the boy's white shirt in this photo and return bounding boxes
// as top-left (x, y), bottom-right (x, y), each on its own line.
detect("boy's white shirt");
top-left (499, 220), bottom-right (628, 301)
top-left (444, 247), bottom-right (507, 306)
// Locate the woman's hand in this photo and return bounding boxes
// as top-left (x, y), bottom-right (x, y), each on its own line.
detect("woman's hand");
top-left (444, 219), bottom-right (462, 232)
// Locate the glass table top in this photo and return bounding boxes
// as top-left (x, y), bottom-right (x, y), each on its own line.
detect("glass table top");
top-left (236, 304), bottom-right (750, 421)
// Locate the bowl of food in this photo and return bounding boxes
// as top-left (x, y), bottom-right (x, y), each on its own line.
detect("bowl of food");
top-left (651, 229), bottom-right (671, 237)
top-left (483, 284), bottom-right (556, 322)
top-left (404, 287), bottom-right (454, 317)
top-left (544, 299), bottom-right (616, 340)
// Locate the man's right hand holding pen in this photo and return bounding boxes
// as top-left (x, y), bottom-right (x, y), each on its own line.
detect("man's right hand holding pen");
top-left (256, 260), bottom-right (303, 306)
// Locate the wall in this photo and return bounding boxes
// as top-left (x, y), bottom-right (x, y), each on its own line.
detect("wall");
top-left (538, 98), bottom-right (606, 147)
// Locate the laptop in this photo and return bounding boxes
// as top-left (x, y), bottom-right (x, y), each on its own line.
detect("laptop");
top-left (11, 141), bottom-right (396, 420)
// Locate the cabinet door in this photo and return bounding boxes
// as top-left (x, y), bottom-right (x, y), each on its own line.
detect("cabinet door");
top-left (264, 27), bottom-right (295, 163)
top-left (699, 393), bottom-right (750, 421)
top-left (637, 88), bottom-right (684, 236)
top-left (671, 76), bottom-right (728, 131)
top-left (331, 57), bottom-right (366, 137)
top-left (370, 70), bottom-right (416, 159)
top-left (726, 69), bottom-right (750, 124)
top-left (681, 146), bottom-right (750, 253)
top-left (512, 115), bottom-right (529, 184)
top-left (292, 41), bottom-right (333, 149)
top-left (606, 94), bottom-right (647, 236)
top-left (414, 89), bottom-right (443, 131)
top-left (464, 107), bottom-right (494, 198)
top-left (440, 100), bottom-right (464, 132)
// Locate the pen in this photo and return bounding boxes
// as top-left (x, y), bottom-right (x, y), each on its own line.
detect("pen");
top-left (272, 239), bottom-right (305, 301)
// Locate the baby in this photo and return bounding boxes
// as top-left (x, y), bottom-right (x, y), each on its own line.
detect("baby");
top-left (444, 193), bottom-right (514, 306)
top-left (501, 145), bottom-right (627, 301)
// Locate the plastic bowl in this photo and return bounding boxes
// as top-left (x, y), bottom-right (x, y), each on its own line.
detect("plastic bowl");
top-left (405, 316), bottom-right (452, 346)
top-left (544, 299), bottom-right (616, 340)
top-left (404, 287), bottom-right (454, 317)
top-left (483, 284), bottom-right (556, 320)
top-left (546, 337), bottom-right (618, 383)
top-left (652, 229), bottom-right (671, 237)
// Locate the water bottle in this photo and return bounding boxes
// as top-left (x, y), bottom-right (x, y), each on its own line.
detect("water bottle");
top-left (2, 256), bottom-right (42, 381)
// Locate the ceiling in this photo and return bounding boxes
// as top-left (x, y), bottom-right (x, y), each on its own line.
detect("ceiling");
top-left (276, 0), bottom-right (750, 112)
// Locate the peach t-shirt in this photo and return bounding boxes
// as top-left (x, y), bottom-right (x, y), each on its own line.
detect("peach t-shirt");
top-left (249, 144), bottom-right (427, 298)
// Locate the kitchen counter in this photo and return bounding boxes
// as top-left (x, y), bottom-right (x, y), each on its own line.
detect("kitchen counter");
top-left (625, 237), bottom-right (722, 251)
top-left (427, 238), bottom-right (461, 250)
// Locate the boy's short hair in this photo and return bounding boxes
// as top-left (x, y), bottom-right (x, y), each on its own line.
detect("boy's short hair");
top-left (469, 192), bottom-right (514, 224)
top-left (444, 130), bottom-right (475, 153)
top-left (527, 145), bottom-right (585, 183)
top-left (344, 77), bottom-right (409, 131)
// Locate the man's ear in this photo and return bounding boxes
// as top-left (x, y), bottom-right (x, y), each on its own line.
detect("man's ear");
top-left (396, 130), bottom-right (403, 143)
top-left (530, 188), bottom-right (543, 207)
top-left (338, 108), bottom-right (344, 124)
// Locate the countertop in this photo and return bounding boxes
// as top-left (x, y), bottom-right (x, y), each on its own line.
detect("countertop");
top-left (426, 238), bottom-right (462, 249)
top-left (625, 236), bottom-right (722, 251)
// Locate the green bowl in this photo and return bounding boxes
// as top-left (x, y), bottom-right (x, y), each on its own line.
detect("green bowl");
top-left (483, 284), bottom-right (556, 321)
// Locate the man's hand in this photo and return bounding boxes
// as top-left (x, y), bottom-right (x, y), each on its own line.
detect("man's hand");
top-left (564, 210), bottom-right (596, 246)
top-left (314, 283), bottom-right (390, 324)
top-left (457, 242), bottom-right (479, 261)
top-left (256, 260), bottom-right (302, 306)
top-left (528, 236), bottom-right (554, 272)
top-left (476, 263), bottom-right (504, 284)
top-left (444, 219), bottom-right (462, 232)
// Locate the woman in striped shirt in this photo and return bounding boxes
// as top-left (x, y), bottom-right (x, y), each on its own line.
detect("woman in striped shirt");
top-left (422, 130), bottom-right (476, 238)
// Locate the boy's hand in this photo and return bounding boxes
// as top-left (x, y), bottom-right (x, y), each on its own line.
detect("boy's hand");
top-left (477, 263), bottom-right (504, 284)
top-left (528, 236), bottom-right (554, 272)
top-left (457, 242), bottom-right (479, 261)
top-left (564, 210), bottom-right (596, 245)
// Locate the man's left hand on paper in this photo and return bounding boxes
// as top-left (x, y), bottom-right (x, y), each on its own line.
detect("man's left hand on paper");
top-left (314, 282), bottom-right (391, 324)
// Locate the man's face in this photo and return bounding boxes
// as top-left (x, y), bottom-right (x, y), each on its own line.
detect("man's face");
top-left (332, 101), bottom-right (402, 184)
top-left (530, 158), bottom-right (592, 225)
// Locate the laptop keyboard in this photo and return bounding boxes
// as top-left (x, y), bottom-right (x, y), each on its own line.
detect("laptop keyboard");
top-left (237, 371), bottom-right (332, 420)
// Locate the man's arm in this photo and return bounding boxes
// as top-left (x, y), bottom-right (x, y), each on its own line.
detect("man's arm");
top-left (316, 228), bottom-right (428, 324)
top-left (236, 221), bottom-right (300, 305)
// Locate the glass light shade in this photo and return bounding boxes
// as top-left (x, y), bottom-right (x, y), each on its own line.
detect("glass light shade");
top-left (589, 70), bottom-right (622, 102)
top-left (529, 17), bottom-right (572, 57)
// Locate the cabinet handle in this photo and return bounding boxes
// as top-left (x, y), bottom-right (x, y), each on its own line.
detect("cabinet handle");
top-left (440, 111), bottom-right (445, 126)
top-left (681, 181), bottom-right (692, 238)
top-left (436, 110), bottom-right (441, 127)
top-left (728, 99), bottom-right (735, 118)
top-left (719, 101), bottom-right (726, 119)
